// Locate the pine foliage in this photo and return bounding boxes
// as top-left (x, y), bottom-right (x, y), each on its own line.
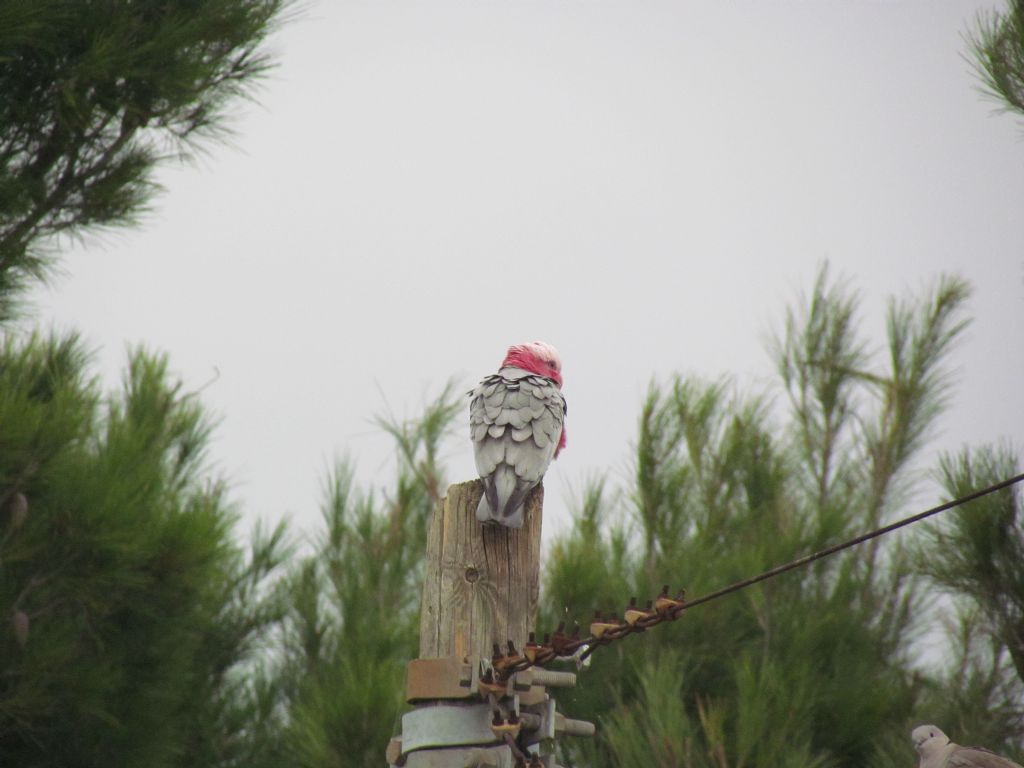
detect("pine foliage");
top-left (0, 335), bottom-right (289, 767)
top-left (910, 445), bottom-right (1024, 759)
top-left (921, 447), bottom-right (1024, 682)
top-left (542, 267), bottom-right (992, 768)
top-left (969, 0), bottom-right (1024, 124)
top-left (0, 0), bottom-right (292, 320)
top-left (3, 269), bottom-right (1021, 767)
top-left (258, 387), bottom-right (461, 768)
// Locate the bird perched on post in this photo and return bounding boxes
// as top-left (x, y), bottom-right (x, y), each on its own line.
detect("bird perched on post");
top-left (469, 341), bottom-right (567, 528)
top-left (913, 725), bottom-right (1024, 768)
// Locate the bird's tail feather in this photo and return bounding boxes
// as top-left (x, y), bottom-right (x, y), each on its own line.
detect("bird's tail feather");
top-left (476, 467), bottom-right (529, 528)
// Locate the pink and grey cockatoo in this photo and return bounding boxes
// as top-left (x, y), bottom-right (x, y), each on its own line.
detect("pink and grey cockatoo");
top-left (469, 341), bottom-right (567, 528)
top-left (913, 725), bottom-right (1024, 768)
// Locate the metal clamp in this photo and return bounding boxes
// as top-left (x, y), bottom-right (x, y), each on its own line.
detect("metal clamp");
top-left (402, 703), bottom-right (514, 755)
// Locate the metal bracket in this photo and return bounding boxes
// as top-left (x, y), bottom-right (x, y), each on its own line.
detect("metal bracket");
top-left (395, 655), bottom-right (592, 766)
top-left (406, 657), bottom-right (475, 702)
top-left (520, 695), bottom-right (595, 747)
top-left (402, 744), bottom-right (516, 768)
top-left (401, 703), bottom-right (511, 755)
top-left (520, 697), bottom-right (556, 746)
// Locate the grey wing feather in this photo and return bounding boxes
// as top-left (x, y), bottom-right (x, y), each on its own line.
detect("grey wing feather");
top-left (468, 372), bottom-right (566, 528)
top-left (511, 426), bottom-right (532, 441)
top-left (950, 747), bottom-right (1024, 768)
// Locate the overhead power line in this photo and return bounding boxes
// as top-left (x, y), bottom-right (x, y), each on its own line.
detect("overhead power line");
top-left (493, 472), bottom-right (1024, 679)
top-left (685, 471), bottom-right (1024, 610)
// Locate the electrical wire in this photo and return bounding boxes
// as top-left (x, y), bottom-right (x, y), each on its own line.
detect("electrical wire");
top-left (496, 471), bottom-right (1024, 678)
top-left (684, 471), bottom-right (1024, 610)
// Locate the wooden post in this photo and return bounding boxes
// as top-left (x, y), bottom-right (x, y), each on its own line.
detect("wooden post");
top-left (391, 481), bottom-right (592, 766)
top-left (419, 479), bottom-right (544, 661)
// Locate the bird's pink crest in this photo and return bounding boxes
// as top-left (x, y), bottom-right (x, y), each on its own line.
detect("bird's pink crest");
top-left (501, 341), bottom-right (563, 388)
top-left (501, 341), bottom-right (567, 456)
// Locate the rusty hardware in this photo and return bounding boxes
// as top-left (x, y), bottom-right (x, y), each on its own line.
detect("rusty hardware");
top-left (588, 612), bottom-right (623, 639)
top-left (526, 633), bottom-right (556, 667)
top-left (523, 635), bottom-right (544, 664)
top-left (624, 597), bottom-right (657, 627)
top-left (549, 622), bottom-right (578, 655)
top-left (490, 712), bottom-right (522, 739)
top-left (477, 666), bottom-right (508, 698)
top-left (492, 641), bottom-right (529, 677)
top-left (491, 584), bottom-right (689, 683)
top-left (654, 585), bottom-right (687, 617)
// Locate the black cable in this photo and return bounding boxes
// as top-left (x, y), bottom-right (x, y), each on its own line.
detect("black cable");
top-left (683, 471), bottom-right (1024, 610)
top-left (502, 472), bottom-right (1024, 676)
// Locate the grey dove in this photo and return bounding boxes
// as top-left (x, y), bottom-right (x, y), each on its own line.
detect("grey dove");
top-left (913, 725), bottom-right (1023, 768)
top-left (469, 341), bottom-right (566, 528)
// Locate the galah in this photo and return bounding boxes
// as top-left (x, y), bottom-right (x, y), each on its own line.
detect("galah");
top-left (913, 725), bottom-right (1023, 768)
top-left (469, 341), bottom-right (567, 528)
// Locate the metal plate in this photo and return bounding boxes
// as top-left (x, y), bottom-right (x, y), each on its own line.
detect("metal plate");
top-left (406, 657), bottom-right (474, 702)
top-left (520, 697), bottom-right (556, 746)
top-left (401, 703), bottom-right (499, 754)
top-left (404, 745), bottom-right (514, 768)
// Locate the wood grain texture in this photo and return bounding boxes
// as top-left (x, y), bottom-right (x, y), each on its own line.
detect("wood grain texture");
top-left (419, 479), bottom-right (543, 661)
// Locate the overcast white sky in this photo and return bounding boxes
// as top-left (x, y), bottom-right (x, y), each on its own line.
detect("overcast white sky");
top-left (27, 1), bottom-right (1024, 545)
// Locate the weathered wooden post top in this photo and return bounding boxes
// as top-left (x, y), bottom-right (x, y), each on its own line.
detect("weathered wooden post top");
top-left (419, 480), bottom-right (544, 661)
